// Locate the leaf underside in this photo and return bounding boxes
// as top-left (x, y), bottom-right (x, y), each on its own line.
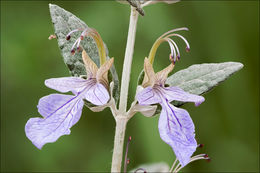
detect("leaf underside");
top-left (49, 4), bottom-right (119, 103)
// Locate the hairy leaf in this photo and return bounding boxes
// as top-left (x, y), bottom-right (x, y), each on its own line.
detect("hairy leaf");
top-left (49, 4), bottom-right (119, 103)
top-left (166, 62), bottom-right (244, 106)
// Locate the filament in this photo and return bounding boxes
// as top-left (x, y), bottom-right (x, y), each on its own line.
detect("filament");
top-left (165, 38), bottom-right (177, 62)
top-left (159, 27), bottom-right (189, 40)
top-left (71, 37), bottom-right (80, 51)
top-left (169, 158), bottom-right (178, 172)
top-left (166, 33), bottom-right (190, 50)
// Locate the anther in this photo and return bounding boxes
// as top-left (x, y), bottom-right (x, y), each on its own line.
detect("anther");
top-left (77, 46), bottom-right (82, 52)
top-left (127, 159), bottom-right (130, 164)
top-left (198, 144), bottom-right (204, 148)
top-left (186, 47), bottom-right (190, 52)
top-left (80, 35), bottom-right (84, 40)
top-left (169, 54), bottom-right (174, 61)
top-left (177, 55), bottom-right (180, 60)
top-left (71, 49), bottom-right (75, 55)
top-left (66, 35), bottom-right (71, 40)
top-left (204, 154), bottom-right (209, 158)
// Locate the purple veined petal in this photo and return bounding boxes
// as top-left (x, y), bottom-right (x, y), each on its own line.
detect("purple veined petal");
top-left (158, 102), bottom-right (197, 167)
top-left (84, 83), bottom-right (110, 106)
top-left (38, 94), bottom-right (74, 117)
top-left (161, 86), bottom-right (205, 106)
top-left (45, 77), bottom-right (89, 94)
top-left (136, 86), bottom-right (161, 105)
top-left (25, 94), bottom-right (84, 149)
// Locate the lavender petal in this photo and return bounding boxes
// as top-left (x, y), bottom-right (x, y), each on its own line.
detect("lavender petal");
top-left (84, 83), bottom-right (110, 106)
top-left (45, 77), bottom-right (89, 94)
top-left (25, 94), bottom-right (84, 149)
top-left (162, 86), bottom-right (205, 106)
top-left (136, 86), bottom-right (161, 105)
top-left (158, 102), bottom-right (197, 167)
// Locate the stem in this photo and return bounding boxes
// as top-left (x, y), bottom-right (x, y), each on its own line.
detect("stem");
top-left (111, 6), bottom-right (139, 172)
top-left (111, 117), bottom-right (128, 172)
top-left (118, 6), bottom-right (139, 112)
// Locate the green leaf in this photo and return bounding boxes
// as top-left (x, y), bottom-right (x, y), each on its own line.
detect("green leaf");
top-left (166, 62), bottom-right (244, 106)
top-left (49, 4), bottom-right (119, 103)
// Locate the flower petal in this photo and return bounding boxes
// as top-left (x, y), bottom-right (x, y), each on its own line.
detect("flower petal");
top-left (25, 94), bottom-right (84, 149)
top-left (45, 77), bottom-right (88, 94)
top-left (158, 102), bottom-right (197, 167)
top-left (84, 83), bottom-right (110, 106)
top-left (136, 86), bottom-right (161, 105)
top-left (162, 86), bottom-right (205, 106)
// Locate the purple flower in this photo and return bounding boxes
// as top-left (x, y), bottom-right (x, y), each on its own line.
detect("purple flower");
top-left (25, 50), bottom-right (114, 149)
top-left (137, 58), bottom-right (205, 167)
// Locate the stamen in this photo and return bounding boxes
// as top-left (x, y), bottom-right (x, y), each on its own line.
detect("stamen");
top-left (159, 27), bottom-right (189, 40)
top-left (66, 29), bottom-right (79, 40)
top-left (172, 154), bottom-right (210, 173)
top-left (165, 38), bottom-right (176, 63)
top-left (76, 37), bottom-right (81, 50)
top-left (167, 38), bottom-right (181, 62)
top-left (80, 28), bottom-right (88, 40)
top-left (168, 39), bottom-right (180, 60)
top-left (66, 35), bottom-right (71, 41)
top-left (70, 49), bottom-right (75, 55)
top-left (198, 144), bottom-right (204, 148)
top-left (147, 27), bottom-right (190, 65)
top-left (169, 158), bottom-right (179, 172)
top-left (123, 136), bottom-right (132, 173)
top-left (166, 33), bottom-right (190, 52)
top-left (71, 38), bottom-right (80, 54)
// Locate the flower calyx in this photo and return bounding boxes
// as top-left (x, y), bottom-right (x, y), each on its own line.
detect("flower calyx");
top-left (82, 50), bottom-right (113, 90)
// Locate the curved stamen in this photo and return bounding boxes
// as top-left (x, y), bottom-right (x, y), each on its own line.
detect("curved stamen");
top-left (165, 38), bottom-right (177, 63)
top-left (159, 27), bottom-right (189, 40)
top-left (71, 37), bottom-right (80, 49)
top-left (66, 27), bottom-right (107, 65)
top-left (66, 29), bottom-right (83, 40)
top-left (168, 38), bottom-right (180, 60)
top-left (147, 28), bottom-right (190, 65)
top-left (165, 33), bottom-right (190, 52)
top-left (169, 158), bottom-right (179, 172)
top-left (172, 154), bottom-right (210, 173)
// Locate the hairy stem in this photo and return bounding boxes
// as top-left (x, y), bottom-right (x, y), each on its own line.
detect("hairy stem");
top-left (111, 117), bottom-right (128, 172)
top-left (118, 6), bottom-right (139, 113)
top-left (111, 6), bottom-right (139, 172)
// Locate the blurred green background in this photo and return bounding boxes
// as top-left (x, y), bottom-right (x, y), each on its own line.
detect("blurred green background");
top-left (1, 1), bottom-right (259, 172)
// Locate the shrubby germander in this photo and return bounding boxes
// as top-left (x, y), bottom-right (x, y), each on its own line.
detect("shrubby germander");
top-left (25, 1), bottom-right (243, 172)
